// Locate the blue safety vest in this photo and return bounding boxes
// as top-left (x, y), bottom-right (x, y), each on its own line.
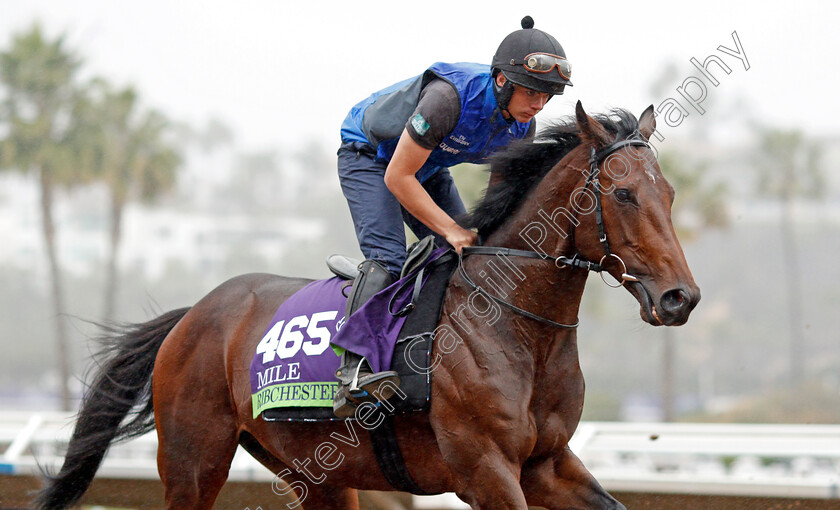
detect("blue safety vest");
top-left (340, 62), bottom-right (532, 182)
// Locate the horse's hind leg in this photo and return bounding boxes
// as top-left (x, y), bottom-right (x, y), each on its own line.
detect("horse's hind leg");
top-left (153, 317), bottom-right (242, 509)
top-left (154, 397), bottom-right (240, 509)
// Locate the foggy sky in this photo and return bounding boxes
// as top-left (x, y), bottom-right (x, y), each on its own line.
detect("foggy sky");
top-left (1, 0), bottom-right (836, 151)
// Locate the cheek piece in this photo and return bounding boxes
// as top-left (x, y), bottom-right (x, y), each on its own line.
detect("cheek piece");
top-left (492, 75), bottom-right (516, 120)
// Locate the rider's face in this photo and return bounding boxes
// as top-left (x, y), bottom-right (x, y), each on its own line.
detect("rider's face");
top-left (496, 74), bottom-right (551, 123)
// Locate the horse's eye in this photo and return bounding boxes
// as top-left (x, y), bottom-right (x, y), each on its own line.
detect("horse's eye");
top-left (615, 188), bottom-right (634, 203)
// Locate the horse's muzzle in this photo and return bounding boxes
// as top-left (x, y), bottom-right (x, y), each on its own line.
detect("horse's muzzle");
top-left (656, 285), bottom-right (701, 326)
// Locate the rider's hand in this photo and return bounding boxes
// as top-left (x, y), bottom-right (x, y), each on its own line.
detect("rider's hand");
top-left (444, 225), bottom-right (478, 254)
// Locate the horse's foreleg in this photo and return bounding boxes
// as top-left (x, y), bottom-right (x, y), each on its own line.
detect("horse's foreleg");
top-left (430, 354), bottom-right (533, 508)
top-left (520, 447), bottom-right (625, 510)
top-left (434, 430), bottom-right (529, 509)
top-left (457, 462), bottom-right (527, 510)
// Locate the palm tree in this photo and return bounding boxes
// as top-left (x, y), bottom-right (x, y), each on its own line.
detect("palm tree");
top-left (753, 128), bottom-right (824, 385)
top-left (0, 25), bottom-right (90, 409)
top-left (80, 81), bottom-right (180, 321)
top-left (108, 109), bottom-right (180, 318)
top-left (0, 25), bottom-right (84, 410)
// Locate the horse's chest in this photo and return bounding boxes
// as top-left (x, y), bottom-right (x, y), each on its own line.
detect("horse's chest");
top-left (528, 371), bottom-right (586, 454)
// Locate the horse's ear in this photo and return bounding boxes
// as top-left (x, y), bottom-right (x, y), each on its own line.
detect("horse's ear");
top-left (638, 104), bottom-right (656, 141)
top-left (575, 101), bottom-right (611, 148)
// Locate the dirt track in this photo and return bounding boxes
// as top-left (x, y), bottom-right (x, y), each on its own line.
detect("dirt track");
top-left (2, 475), bottom-right (837, 509)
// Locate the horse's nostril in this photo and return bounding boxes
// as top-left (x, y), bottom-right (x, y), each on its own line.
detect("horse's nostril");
top-left (660, 288), bottom-right (689, 314)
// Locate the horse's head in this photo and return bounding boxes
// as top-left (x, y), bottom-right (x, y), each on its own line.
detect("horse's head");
top-left (569, 101), bottom-right (700, 326)
top-left (469, 103), bottom-right (700, 326)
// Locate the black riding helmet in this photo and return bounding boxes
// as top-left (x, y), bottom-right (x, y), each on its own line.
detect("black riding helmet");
top-left (492, 16), bottom-right (572, 112)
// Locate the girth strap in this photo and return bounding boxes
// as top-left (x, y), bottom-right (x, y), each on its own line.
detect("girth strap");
top-left (368, 251), bottom-right (454, 495)
top-left (367, 406), bottom-right (438, 494)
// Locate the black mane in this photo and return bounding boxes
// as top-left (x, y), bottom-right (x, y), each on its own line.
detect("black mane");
top-left (463, 108), bottom-right (641, 239)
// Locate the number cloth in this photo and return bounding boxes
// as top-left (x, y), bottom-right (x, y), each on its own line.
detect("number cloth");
top-left (249, 248), bottom-right (447, 417)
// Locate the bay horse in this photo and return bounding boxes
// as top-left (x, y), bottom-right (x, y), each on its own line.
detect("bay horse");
top-left (35, 102), bottom-right (699, 509)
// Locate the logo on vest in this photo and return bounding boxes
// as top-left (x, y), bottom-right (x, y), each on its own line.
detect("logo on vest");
top-left (449, 134), bottom-right (471, 146)
top-left (411, 113), bottom-right (430, 136)
top-left (439, 143), bottom-right (460, 155)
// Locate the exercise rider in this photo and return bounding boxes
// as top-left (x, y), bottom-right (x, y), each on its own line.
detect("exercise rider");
top-left (334, 16), bottom-right (573, 417)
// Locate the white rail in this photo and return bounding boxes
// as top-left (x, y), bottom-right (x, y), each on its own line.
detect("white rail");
top-left (572, 421), bottom-right (840, 499)
top-left (0, 410), bottom-right (273, 481)
top-left (2, 412), bottom-right (838, 502)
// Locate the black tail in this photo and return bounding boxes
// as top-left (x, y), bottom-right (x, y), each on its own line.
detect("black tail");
top-left (34, 307), bottom-right (191, 510)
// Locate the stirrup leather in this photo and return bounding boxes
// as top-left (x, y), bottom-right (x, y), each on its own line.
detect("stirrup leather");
top-left (335, 352), bottom-right (369, 389)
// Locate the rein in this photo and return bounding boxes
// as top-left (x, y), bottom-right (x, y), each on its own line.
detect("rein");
top-left (458, 135), bottom-right (651, 329)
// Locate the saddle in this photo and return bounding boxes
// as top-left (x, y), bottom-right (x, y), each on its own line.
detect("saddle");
top-left (326, 254), bottom-right (361, 280)
top-left (329, 235), bottom-right (438, 321)
top-left (327, 235), bottom-right (438, 281)
top-left (263, 236), bottom-right (458, 421)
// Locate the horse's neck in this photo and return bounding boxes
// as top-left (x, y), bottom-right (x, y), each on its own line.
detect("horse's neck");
top-left (473, 155), bottom-right (589, 346)
top-left (462, 157), bottom-right (590, 418)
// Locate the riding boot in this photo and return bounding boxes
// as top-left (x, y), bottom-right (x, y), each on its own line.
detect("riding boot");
top-left (343, 259), bottom-right (396, 317)
top-left (333, 259), bottom-right (400, 418)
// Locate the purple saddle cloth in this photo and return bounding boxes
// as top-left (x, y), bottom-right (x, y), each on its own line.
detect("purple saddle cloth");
top-left (250, 247), bottom-right (451, 418)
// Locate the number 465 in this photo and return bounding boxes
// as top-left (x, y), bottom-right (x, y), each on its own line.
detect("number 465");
top-left (256, 311), bottom-right (338, 363)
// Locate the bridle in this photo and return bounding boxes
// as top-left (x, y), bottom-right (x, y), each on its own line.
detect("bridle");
top-left (458, 135), bottom-right (652, 329)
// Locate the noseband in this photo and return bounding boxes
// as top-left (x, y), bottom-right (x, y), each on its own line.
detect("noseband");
top-left (459, 135), bottom-right (652, 329)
